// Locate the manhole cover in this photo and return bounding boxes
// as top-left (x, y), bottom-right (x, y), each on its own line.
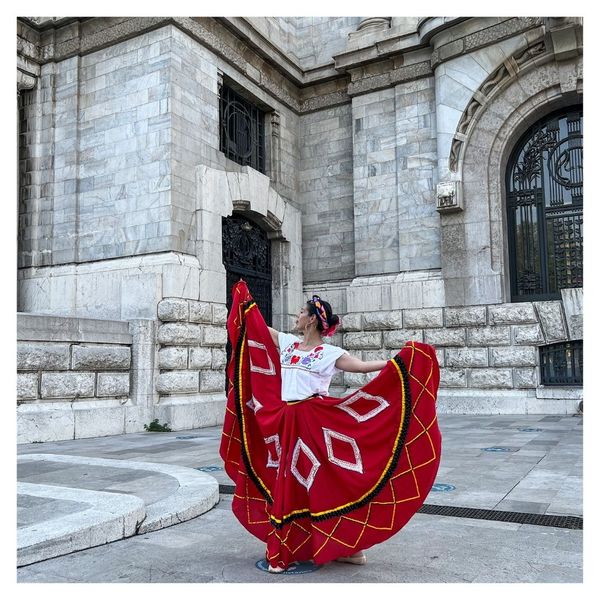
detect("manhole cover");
top-left (255, 559), bottom-right (321, 574)
top-left (431, 483), bottom-right (455, 492)
top-left (518, 428), bottom-right (543, 432)
top-left (176, 435), bottom-right (202, 439)
top-left (482, 447), bottom-right (516, 452)
top-left (195, 465), bottom-right (224, 472)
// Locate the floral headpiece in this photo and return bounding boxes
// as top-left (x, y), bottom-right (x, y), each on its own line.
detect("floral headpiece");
top-left (308, 295), bottom-right (338, 336)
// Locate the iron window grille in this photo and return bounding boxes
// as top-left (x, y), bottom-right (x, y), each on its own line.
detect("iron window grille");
top-left (506, 106), bottom-right (583, 301)
top-left (219, 83), bottom-right (265, 173)
top-left (540, 340), bottom-right (583, 386)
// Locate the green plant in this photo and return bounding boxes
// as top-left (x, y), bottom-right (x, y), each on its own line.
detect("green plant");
top-left (143, 418), bottom-right (172, 432)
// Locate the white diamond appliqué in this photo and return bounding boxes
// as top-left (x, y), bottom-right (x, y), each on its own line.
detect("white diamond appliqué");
top-left (290, 438), bottom-right (320, 490)
top-left (322, 428), bottom-right (363, 474)
top-left (246, 396), bottom-right (263, 413)
top-left (247, 340), bottom-right (276, 376)
top-left (264, 434), bottom-right (281, 468)
top-left (336, 391), bottom-right (389, 422)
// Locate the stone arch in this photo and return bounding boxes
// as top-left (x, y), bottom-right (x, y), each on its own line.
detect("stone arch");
top-left (442, 43), bottom-right (582, 306)
top-left (195, 164), bottom-right (303, 330)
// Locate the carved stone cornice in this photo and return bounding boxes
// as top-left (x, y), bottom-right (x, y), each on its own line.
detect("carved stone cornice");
top-left (431, 17), bottom-right (544, 68)
top-left (348, 60), bottom-right (432, 97)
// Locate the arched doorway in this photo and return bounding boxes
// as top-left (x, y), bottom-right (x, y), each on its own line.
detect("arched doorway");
top-left (222, 213), bottom-right (272, 324)
top-left (505, 106), bottom-right (583, 301)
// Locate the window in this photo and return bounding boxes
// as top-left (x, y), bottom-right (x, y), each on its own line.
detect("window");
top-left (540, 341), bottom-right (583, 386)
top-left (506, 107), bottom-right (583, 301)
top-left (219, 83), bottom-right (265, 173)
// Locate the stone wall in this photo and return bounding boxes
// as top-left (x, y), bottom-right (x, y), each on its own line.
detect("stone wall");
top-left (298, 104), bottom-right (354, 283)
top-left (17, 313), bottom-right (157, 443)
top-left (292, 17), bottom-right (361, 68)
top-left (332, 296), bottom-right (582, 413)
top-left (153, 298), bottom-right (228, 431)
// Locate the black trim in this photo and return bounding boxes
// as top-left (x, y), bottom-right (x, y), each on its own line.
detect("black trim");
top-left (233, 303), bottom-right (273, 505)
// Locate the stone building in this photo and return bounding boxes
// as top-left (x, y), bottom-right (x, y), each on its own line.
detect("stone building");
top-left (17, 17), bottom-right (583, 443)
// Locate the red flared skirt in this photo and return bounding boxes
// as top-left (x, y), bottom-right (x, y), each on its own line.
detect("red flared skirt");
top-left (220, 281), bottom-right (442, 569)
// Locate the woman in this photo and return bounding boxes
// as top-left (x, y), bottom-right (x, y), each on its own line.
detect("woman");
top-left (220, 280), bottom-right (441, 573)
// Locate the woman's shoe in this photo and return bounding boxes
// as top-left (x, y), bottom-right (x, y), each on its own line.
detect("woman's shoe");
top-left (267, 564), bottom-right (286, 573)
top-left (335, 551), bottom-right (367, 565)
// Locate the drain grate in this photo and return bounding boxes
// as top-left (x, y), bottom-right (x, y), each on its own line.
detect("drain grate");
top-left (417, 504), bottom-right (582, 530)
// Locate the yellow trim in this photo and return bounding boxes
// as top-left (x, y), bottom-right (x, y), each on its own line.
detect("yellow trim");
top-left (270, 359), bottom-right (408, 524)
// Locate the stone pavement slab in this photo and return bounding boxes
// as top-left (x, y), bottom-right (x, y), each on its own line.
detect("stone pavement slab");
top-left (16, 494), bottom-right (583, 583)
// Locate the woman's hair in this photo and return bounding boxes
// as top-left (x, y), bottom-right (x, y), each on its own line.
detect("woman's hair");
top-left (306, 295), bottom-right (340, 336)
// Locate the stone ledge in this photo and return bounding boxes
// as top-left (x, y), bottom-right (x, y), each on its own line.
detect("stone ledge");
top-left (17, 480), bottom-right (145, 567)
top-left (17, 453), bottom-right (219, 563)
top-left (18, 313), bottom-right (132, 344)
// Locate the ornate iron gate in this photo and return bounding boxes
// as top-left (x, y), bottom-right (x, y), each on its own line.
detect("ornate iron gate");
top-left (222, 213), bottom-right (272, 325)
top-left (506, 106), bottom-right (583, 301)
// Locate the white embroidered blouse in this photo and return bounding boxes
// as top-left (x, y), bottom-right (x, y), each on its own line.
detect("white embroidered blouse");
top-left (278, 332), bottom-right (348, 402)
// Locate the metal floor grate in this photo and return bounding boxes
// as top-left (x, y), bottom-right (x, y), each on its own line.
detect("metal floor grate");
top-left (218, 485), bottom-right (582, 529)
top-left (417, 504), bottom-right (582, 529)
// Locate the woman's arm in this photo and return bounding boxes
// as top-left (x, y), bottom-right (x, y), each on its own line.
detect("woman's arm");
top-left (267, 326), bottom-right (280, 350)
top-left (335, 353), bottom-right (387, 374)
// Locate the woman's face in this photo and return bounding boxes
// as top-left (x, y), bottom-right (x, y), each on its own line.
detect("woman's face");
top-left (294, 305), bottom-right (314, 332)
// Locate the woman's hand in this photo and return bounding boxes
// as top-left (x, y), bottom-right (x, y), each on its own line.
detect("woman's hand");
top-left (335, 353), bottom-right (388, 374)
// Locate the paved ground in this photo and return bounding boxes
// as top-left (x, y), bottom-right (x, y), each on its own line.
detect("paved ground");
top-left (17, 413), bottom-right (583, 583)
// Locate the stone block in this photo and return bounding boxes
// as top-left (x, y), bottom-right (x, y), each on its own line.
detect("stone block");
top-left (343, 332), bottom-right (382, 349)
top-left (362, 310), bottom-right (403, 330)
top-left (439, 368), bottom-right (467, 387)
top-left (383, 329), bottom-right (424, 347)
top-left (158, 347), bottom-right (188, 369)
top-left (402, 308), bottom-right (444, 328)
top-left (343, 372), bottom-right (372, 387)
top-left (71, 345), bottom-right (131, 370)
top-left (512, 324), bottom-right (544, 345)
top-left (202, 326), bottom-right (227, 347)
top-left (41, 372), bottom-right (95, 399)
top-left (468, 368), bottom-right (513, 389)
top-left (445, 348), bottom-right (488, 368)
top-left (17, 373), bottom-right (38, 400)
top-left (156, 371), bottom-right (199, 394)
top-left (17, 343), bottom-right (70, 371)
top-left (212, 348), bottom-right (227, 369)
top-left (340, 313), bottom-right (362, 331)
top-left (157, 323), bottom-right (203, 345)
top-left (490, 346), bottom-right (537, 367)
top-left (514, 368), bottom-right (538, 389)
top-left (534, 301), bottom-right (568, 342)
top-left (200, 370), bottom-right (225, 392)
top-left (73, 404), bottom-right (126, 438)
top-left (157, 298), bottom-right (189, 322)
top-left (488, 303), bottom-right (537, 325)
top-left (444, 306), bottom-right (487, 327)
top-left (17, 403), bottom-right (75, 443)
top-left (424, 328), bottom-right (466, 347)
top-left (189, 301), bottom-right (212, 323)
top-left (189, 347), bottom-right (212, 369)
top-left (561, 288), bottom-right (583, 340)
top-left (468, 326), bottom-right (511, 346)
top-left (435, 347), bottom-right (445, 367)
top-left (212, 304), bottom-right (228, 325)
top-left (97, 373), bottom-right (130, 397)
